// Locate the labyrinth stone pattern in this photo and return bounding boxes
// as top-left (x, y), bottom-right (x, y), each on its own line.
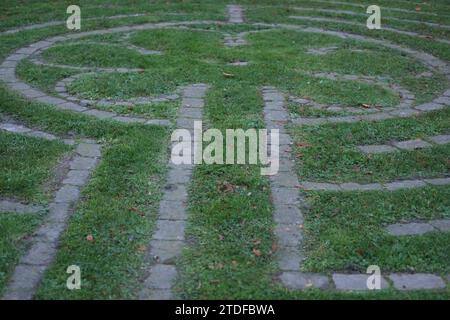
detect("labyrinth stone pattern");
top-left (0, 2), bottom-right (449, 299)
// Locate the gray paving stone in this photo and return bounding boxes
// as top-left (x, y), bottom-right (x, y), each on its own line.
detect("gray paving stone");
top-left (143, 264), bottom-right (177, 289)
top-left (300, 182), bottom-right (341, 191)
top-left (159, 200), bottom-right (186, 220)
top-left (22, 89), bottom-right (45, 99)
top-left (357, 145), bottom-right (397, 154)
top-left (359, 113), bottom-right (393, 121)
top-left (434, 96), bottom-right (450, 105)
top-left (264, 110), bottom-right (288, 121)
top-left (57, 102), bottom-right (87, 112)
top-left (20, 241), bottom-right (56, 265)
top-left (384, 179), bottom-right (426, 190)
top-left (0, 123), bottom-right (31, 133)
top-left (428, 134), bottom-right (450, 145)
top-left (63, 170), bottom-right (91, 186)
top-left (272, 187), bottom-right (300, 205)
top-left (166, 167), bottom-right (192, 185)
top-left (2, 265), bottom-right (46, 300)
top-left (273, 203), bottom-right (303, 225)
top-left (153, 220), bottom-right (185, 240)
top-left (113, 116), bottom-right (146, 124)
top-left (386, 222), bottom-right (435, 236)
top-left (414, 103), bottom-right (443, 112)
top-left (162, 184), bottom-right (188, 202)
top-left (340, 182), bottom-right (383, 191)
top-left (70, 156), bottom-right (98, 170)
top-left (182, 97), bottom-right (204, 108)
top-left (392, 139), bottom-right (432, 150)
top-left (76, 143), bottom-right (101, 158)
top-left (328, 116), bottom-right (360, 123)
top-left (274, 224), bottom-right (302, 247)
top-left (47, 202), bottom-right (71, 223)
top-left (280, 272), bottom-right (330, 290)
top-left (429, 219), bottom-right (450, 232)
top-left (0, 199), bottom-right (44, 214)
top-left (332, 274), bottom-right (389, 291)
top-left (83, 109), bottom-right (115, 119)
top-left (389, 273), bottom-right (446, 290)
top-left (277, 247), bottom-right (302, 271)
top-left (291, 118), bottom-right (327, 126)
top-left (145, 119), bottom-right (171, 126)
top-left (35, 96), bottom-right (65, 105)
top-left (270, 172), bottom-right (299, 188)
top-left (54, 185), bottom-right (80, 203)
top-left (389, 108), bottom-right (419, 117)
top-left (149, 240), bottom-right (184, 264)
top-left (179, 107), bottom-right (202, 119)
top-left (424, 177), bottom-right (450, 186)
top-left (34, 222), bottom-right (66, 243)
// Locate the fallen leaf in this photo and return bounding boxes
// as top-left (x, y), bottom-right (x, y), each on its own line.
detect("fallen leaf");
top-left (271, 243), bottom-right (278, 253)
top-left (223, 72), bottom-right (234, 78)
top-left (232, 260), bottom-right (238, 266)
top-left (252, 248), bottom-right (262, 257)
top-left (86, 234), bottom-right (94, 242)
top-left (361, 103), bottom-right (371, 109)
top-left (415, 6), bottom-right (421, 11)
top-left (218, 234), bottom-right (224, 241)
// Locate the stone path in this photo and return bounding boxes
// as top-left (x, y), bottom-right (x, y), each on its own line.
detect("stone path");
top-left (139, 83), bottom-right (209, 300)
top-left (0, 199), bottom-right (44, 215)
top-left (357, 134), bottom-right (450, 154)
top-left (289, 15), bottom-right (450, 45)
top-left (1, 122), bottom-right (102, 300)
top-left (0, 14), bottom-right (147, 35)
top-left (0, 121), bottom-right (73, 145)
top-left (293, 7), bottom-right (450, 30)
top-left (227, 5), bottom-right (244, 23)
top-left (263, 87), bottom-right (448, 291)
top-left (54, 73), bottom-right (179, 111)
top-left (386, 219), bottom-right (450, 236)
top-left (299, 177), bottom-right (450, 192)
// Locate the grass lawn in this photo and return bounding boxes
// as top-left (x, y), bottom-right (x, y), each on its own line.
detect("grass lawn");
top-left (0, 0), bottom-right (448, 300)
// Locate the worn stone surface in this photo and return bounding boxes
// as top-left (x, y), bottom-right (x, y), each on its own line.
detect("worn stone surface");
top-left (300, 182), bottom-right (341, 191)
top-left (2, 265), bottom-right (47, 300)
top-left (149, 240), bottom-right (184, 264)
top-left (153, 220), bottom-right (186, 241)
top-left (392, 139), bottom-right (432, 150)
top-left (429, 219), bottom-right (450, 232)
top-left (70, 156), bottom-right (98, 170)
top-left (143, 264), bottom-right (177, 289)
top-left (0, 199), bottom-right (44, 214)
top-left (159, 200), bottom-right (187, 220)
top-left (429, 134), bottom-right (450, 145)
top-left (76, 143), bottom-right (101, 158)
top-left (423, 177), bottom-right (450, 186)
top-left (62, 170), bottom-right (91, 186)
top-left (54, 185), bottom-right (80, 203)
top-left (332, 274), bottom-right (389, 291)
top-left (20, 241), bottom-right (56, 265)
top-left (389, 274), bottom-right (446, 290)
top-left (280, 272), bottom-right (330, 290)
top-left (384, 179), bottom-right (426, 190)
top-left (386, 222), bottom-right (435, 236)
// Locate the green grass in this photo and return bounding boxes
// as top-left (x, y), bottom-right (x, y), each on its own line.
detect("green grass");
top-left (0, 131), bottom-right (71, 202)
top-left (291, 109), bottom-right (450, 183)
top-left (0, 213), bottom-right (44, 295)
top-left (302, 187), bottom-right (450, 274)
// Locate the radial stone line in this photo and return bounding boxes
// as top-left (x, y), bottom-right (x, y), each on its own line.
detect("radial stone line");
top-left (139, 83), bottom-right (209, 300)
top-left (1, 125), bottom-right (101, 300)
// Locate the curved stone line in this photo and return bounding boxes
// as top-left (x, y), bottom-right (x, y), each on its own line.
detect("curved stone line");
top-left (0, 21), bottom-right (227, 126)
top-left (227, 4), bottom-right (244, 23)
top-left (289, 15), bottom-right (450, 45)
top-left (290, 71), bottom-right (416, 114)
top-left (293, 7), bottom-right (450, 30)
top-left (0, 13), bottom-right (147, 36)
top-left (0, 199), bottom-right (45, 215)
top-left (299, 177), bottom-right (450, 192)
top-left (0, 122), bottom-right (101, 300)
top-left (139, 83), bottom-right (209, 300)
top-left (386, 219), bottom-right (450, 236)
top-left (308, 0), bottom-right (450, 18)
top-left (357, 134), bottom-right (450, 154)
top-left (0, 121), bottom-right (73, 144)
top-left (54, 74), bottom-right (180, 109)
top-left (263, 87), bottom-right (449, 291)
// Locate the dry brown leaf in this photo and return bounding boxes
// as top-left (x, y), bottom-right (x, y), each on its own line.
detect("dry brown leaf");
top-left (252, 248), bottom-right (262, 257)
top-left (86, 234), bottom-right (94, 242)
